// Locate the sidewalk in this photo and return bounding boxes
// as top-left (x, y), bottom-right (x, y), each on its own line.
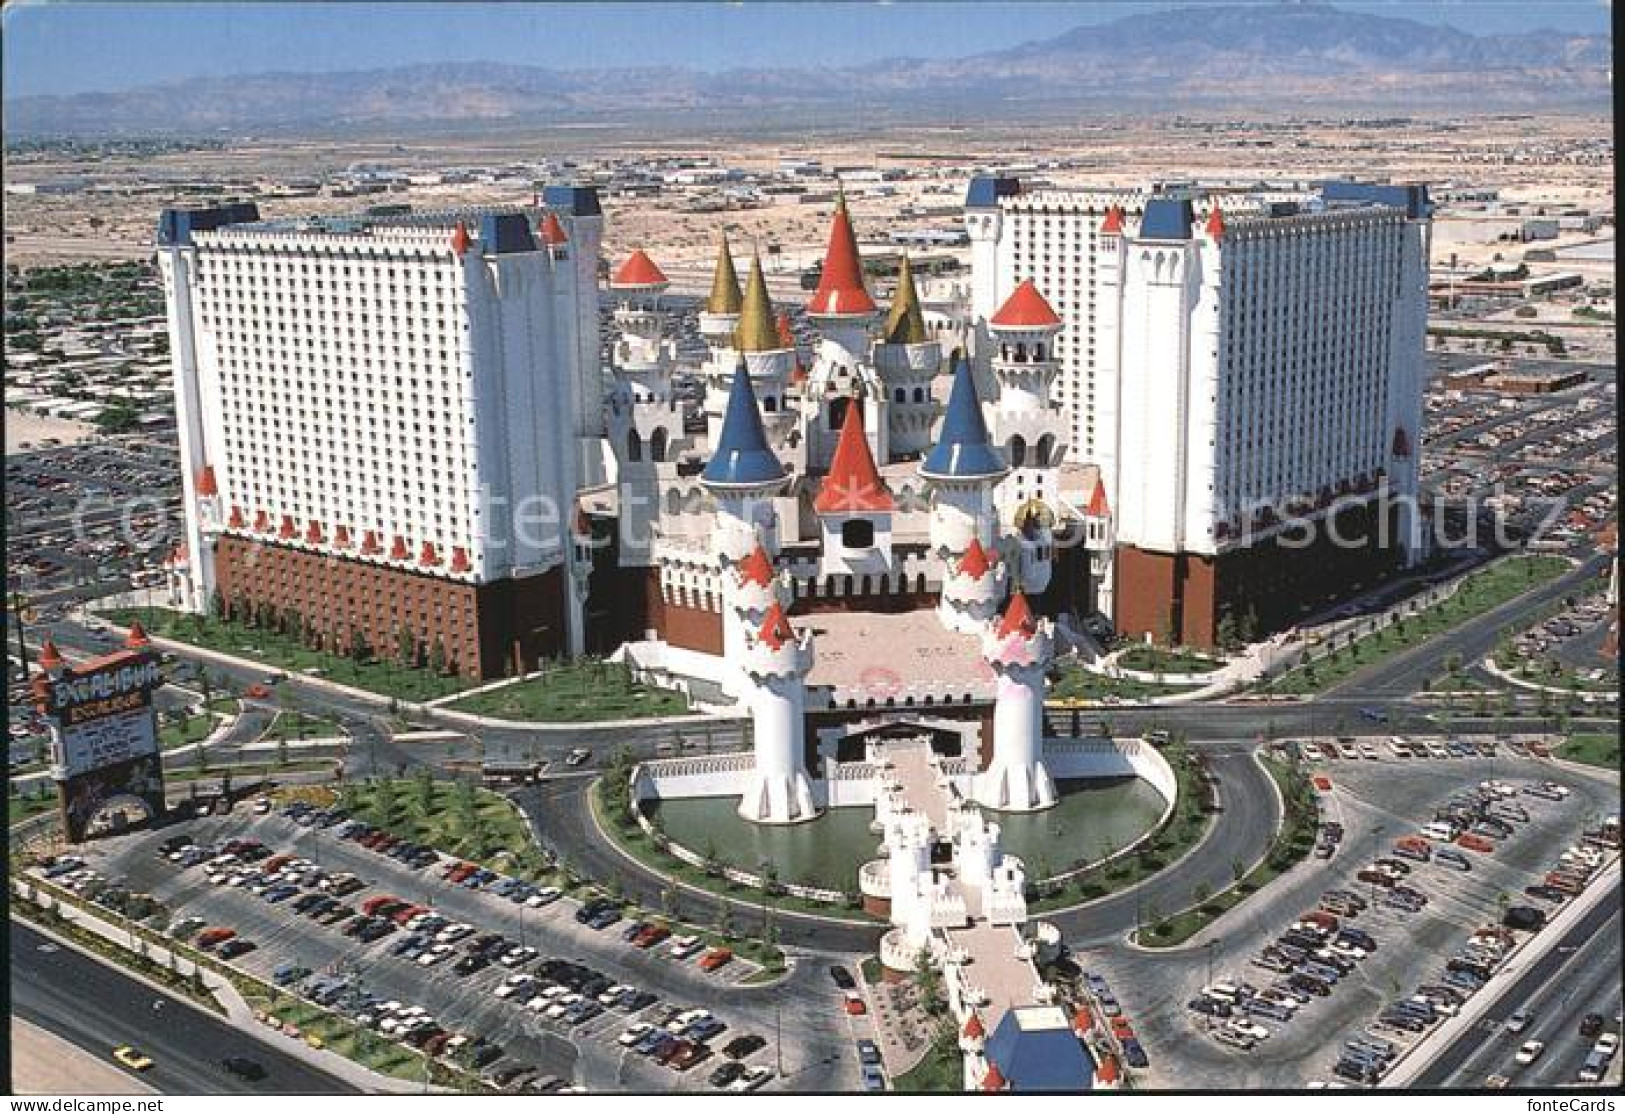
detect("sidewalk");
top-left (1380, 853), bottom-right (1622, 1088)
top-left (12, 879), bottom-right (425, 1094)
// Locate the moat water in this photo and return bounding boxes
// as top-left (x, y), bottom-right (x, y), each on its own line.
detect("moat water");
top-left (644, 775), bottom-right (1166, 892)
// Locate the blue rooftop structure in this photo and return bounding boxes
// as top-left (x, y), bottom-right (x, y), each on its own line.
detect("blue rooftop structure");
top-left (984, 1006), bottom-right (1096, 1093)
top-left (156, 203), bottom-right (261, 247)
top-left (920, 354), bottom-right (1006, 481)
top-left (1319, 180), bottom-right (1431, 219)
top-left (965, 176), bottom-right (1023, 208)
top-left (1138, 197), bottom-right (1196, 240)
top-left (479, 212), bottom-right (538, 254)
top-left (542, 184), bottom-right (602, 217)
top-left (702, 364), bottom-right (785, 489)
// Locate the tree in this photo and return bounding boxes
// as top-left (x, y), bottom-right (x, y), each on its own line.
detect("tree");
top-left (349, 627), bottom-right (370, 663)
top-left (428, 637), bottom-right (447, 677)
top-left (396, 626), bottom-right (417, 668)
top-left (913, 946), bottom-right (945, 1018)
top-left (1236, 606), bottom-right (1259, 645)
top-left (1215, 612), bottom-right (1240, 653)
top-left (208, 589), bottom-right (226, 621)
top-left (276, 736), bottom-right (289, 768)
top-left (94, 402), bottom-right (140, 434)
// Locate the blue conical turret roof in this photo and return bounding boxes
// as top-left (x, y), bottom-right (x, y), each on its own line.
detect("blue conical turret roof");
top-left (703, 362), bottom-right (785, 488)
top-left (921, 353), bottom-right (1006, 481)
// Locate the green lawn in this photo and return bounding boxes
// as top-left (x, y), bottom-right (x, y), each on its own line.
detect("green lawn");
top-left (1049, 666), bottom-right (1204, 704)
top-left (1558, 733), bottom-right (1621, 771)
top-left (1139, 755), bottom-right (1318, 948)
top-left (1117, 645), bottom-right (1225, 675)
top-left (9, 791), bottom-right (58, 827)
top-left (339, 776), bottom-right (546, 871)
top-left (893, 1025), bottom-right (962, 1093)
top-left (446, 660), bottom-right (690, 722)
top-left (1261, 555), bottom-right (1571, 696)
top-left (164, 759), bottom-right (334, 783)
top-left (159, 712), bottom-right (220, 750)
top-left (260, 710), bottom-right (343, 742)
top-left (103, 607), bottom-right (472, 702)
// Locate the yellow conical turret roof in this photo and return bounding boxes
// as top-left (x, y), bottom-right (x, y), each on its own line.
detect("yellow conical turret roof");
top-left (706, 233), bottom-right (744, 315)
top-left (883, 254), bottom-right (928, 345)
top-left (734, 253), bottom-right (781, 352)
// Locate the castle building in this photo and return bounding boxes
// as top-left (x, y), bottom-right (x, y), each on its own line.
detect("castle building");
top-left (965, 178), bottom-right (1432, 645)
top-left (157, 199), bottom-right (594, 678)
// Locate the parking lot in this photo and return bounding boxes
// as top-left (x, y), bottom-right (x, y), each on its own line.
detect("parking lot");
top-left (1077, 741), bottom-right (1620, 1088)
top-left (70, 805), bottom-right (866, 1093)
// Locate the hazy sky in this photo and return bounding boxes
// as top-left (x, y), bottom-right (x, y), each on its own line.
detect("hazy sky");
top-left (4, 1), bottom-right (1612, 98)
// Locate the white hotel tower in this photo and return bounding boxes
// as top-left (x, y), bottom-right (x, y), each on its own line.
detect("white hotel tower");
top-left (156, 199), bottom-right (595, 678)
top-left (965, 178), bottom-right (1432, 646)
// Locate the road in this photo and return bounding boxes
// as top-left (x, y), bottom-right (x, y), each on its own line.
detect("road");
top-left (11, 918), bottom-right (361, 1095)
top-left (1411, 878), bottom-right (1622, 1088)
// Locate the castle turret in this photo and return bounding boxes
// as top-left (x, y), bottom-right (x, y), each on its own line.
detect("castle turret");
top-left (702, 363), bottom-right (788, 562)
top-left (920, 353), bottom-right (1007, 558)
top-left (874, 254), bottom-right (941, 459)
top-left (987, 280), bottom-right (1068, 594)
top-left (813, 399), bottom-right (894, 578)
top-left (939, 535), bottom-right (1007, 635)
top-left (803, 187), bottom-right (888, 468)
top-left (1082, 478), bottom-right (1115, 621)
top-left (974, 592), bottom-right (1057, 812)
top-left (606, 249), bottom-right (682, 566)
top-left (701, 235), bottom-right (747, 445)
top-left (737, 601), bottom-right (817, 824)
top-left (734, 253), bottom-right (798, 439)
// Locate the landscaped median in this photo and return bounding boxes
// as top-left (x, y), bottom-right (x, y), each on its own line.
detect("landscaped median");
top-left (1134, 754), bottom-right (1318, 948)
top-left (101, 606), bottom-right (690, 722)
top-left (1027, 737), bottom-right (1217, 914)
top-left (1257, 554), bottom-right (1572, 697)
top-left (1557, 733), bottom-right (1621, 772)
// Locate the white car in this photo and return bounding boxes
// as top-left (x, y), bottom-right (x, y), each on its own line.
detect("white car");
top-left (1514, 1040), bottom-right (1545, 1065)
top-left (598, 984), bottom-right (633, 1006)
top-left (1594, 1033), bottom-right (1619, 1058)
top-left (1228, 1019), bottom-right (1271, 1041)
top-left (436, 923), bottom-right (474, 944)
top-left (1505, 1009), bottom-right (1532, 1033)
top-left (1329, 941), bottom-right (1367, 961)
top-left (1212, 1027), bottom-right (1255, 1051)
top-left (417, 943), bottom-right (455, 966)
top-left (1359, 743), bottom-right (1379, 760)
top-left (525, 887), bottom-right (562, 908)
top-left (729, 1065), bottom-right (773, 1092)
top-left (545, 993), bottom-right (582, 1019)
top-left (667, 1008), bottom-right (710, 1033)
top-left (618, 1022), bottom-right (654, 1047)
top-left (495, 975), bottom-right (537, 1000)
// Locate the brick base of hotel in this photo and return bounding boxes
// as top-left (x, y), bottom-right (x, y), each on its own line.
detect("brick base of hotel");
top-left (1114, 501), bottom-right (1405, 648)
top-left (211, 535), bottom-right (566, 681)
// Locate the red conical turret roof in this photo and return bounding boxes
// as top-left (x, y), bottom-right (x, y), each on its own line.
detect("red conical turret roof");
top-left (757, 601), bottom-right (796, 651)
top-left (807, 192), bottom-right (877, 317)
top-left (611, 249), bottom-right (669, 289)
top-left (990, 279), bottom-right (1062, 330)
top-left (539, 212), bottom-right (568, 246)
top-left (37, 638), bottom-right (64, 670)
top-left (776, 311), bottom-right (797, 350)
top-left (1087, 479), bottom-right (1110, 517)
top-left (1206, 203), bottom-right (1226, 241)
top-left (227, 505), bottom-right (246, 529)
top-left (737, 543), bottom-right (775, 587)
top-left (333, 524), bottom-right (351, 548)
top-left (997, 592), bottom-right (1037, 640)
top-left (450, 220), bottom-right (472, 257)
top-left (196, 465), bottom-right (218, 497)
top-left (981, 1062), bottom-right (1007, 1092)
top-left (1100, 205), bottom-right (1124, 234)
top-left (1072, 1008), bottom-right (1093, 1033)
top-left (814, 402), bottom-right (894, 515)
top-left (124, 621), bottom-right (151, 649)
top-left (959, 537), bottom-right (993, 579)
top-left (962, 1013), bottom-right (985, 1039)
top-left (1095, 1055), bottom-right (1119, 1085)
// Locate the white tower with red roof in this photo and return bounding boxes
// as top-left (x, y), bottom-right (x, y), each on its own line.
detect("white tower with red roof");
top-left (1082, 477), bottom-right (1116, 621)
top-left (975, 593), bottom-right (1057, 812)
top-left (737, 600), bottom-right (818, 824)
top-left (939, 536), bottom-right (1008, 635)
top-left (813, 401), bottom-right (896, 579)
top-left (803, 187), bottom-right (888, 471)
top-left (606, 249), bottom-right (683, 566)
top-left (986, 280), bottom-right (1069, 596)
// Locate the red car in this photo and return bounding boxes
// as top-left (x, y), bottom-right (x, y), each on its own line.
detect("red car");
top-left (843, 992), bottom-right (867, 1016)
top-left (634, 926), bottom-right (671, 949)
top-left (698, 947), bottom-right (733, 973)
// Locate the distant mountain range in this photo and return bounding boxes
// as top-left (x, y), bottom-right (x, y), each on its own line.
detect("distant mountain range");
top-left (5, 3), bottom-right (1610, 137)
